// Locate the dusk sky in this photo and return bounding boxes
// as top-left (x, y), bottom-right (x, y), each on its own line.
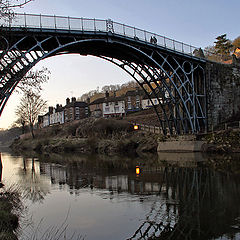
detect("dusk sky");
top-left (0, 0), bottom-right (239, 129)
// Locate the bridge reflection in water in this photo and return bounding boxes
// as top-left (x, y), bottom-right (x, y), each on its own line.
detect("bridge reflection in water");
top-left (1, 152), bottom-right (240, 239)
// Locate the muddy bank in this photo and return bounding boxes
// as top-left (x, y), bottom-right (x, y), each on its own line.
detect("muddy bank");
top-left (10, 118), bottom-right (159, 156)
top-left (201, 129), bottom-right (240, 153)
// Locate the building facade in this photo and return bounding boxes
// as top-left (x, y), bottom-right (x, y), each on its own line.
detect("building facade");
top-left (103, 95), bottom-right (125, 117)
top-left (89, 97), bottom-right (104, 118)
top-left (64, 97), bottom-right (89, 122)
top-left (49, 104), bottom-right (64, 125)
top-left (124, 88), bottom-right (144, 113)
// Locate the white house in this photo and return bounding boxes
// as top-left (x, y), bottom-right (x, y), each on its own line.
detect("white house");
top-left (103, 96), bottom-right (125, 117)
top-left (43, 113), bottom-right (50, 127)
top-left (49, 104), bottom-right (64, 125)
top-left (142, 96), bottom-right (160, 109)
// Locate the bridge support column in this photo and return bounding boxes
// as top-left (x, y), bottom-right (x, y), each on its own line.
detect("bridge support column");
top-left (206, 61), bottom-right (240, 130)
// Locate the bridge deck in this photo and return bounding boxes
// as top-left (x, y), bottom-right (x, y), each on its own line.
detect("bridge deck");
top-left (0, 13), bottom-right (205, 62)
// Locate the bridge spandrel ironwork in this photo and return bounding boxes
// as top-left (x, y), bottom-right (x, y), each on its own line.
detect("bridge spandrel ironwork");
top-left (0, 13), bottom-right (207, 134)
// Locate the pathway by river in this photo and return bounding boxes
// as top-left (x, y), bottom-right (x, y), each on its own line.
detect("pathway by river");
top-left (1, 150), bottom-right (240, 240)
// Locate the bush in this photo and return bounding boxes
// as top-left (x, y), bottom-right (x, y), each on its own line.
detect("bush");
top-left (91, 119), bottom-right (133, 137)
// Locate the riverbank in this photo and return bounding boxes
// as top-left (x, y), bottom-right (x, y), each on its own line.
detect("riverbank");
top-left (202, 128), bottom-right (240, 153)
top-left (9, 118), bottom-right (240, 156)
top-left (0, 186), bottom-right (22, 240)
top-left (10, 118), bottom-right (159, 156)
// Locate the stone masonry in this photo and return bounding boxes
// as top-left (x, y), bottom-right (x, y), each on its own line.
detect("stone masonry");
top-left (206, 61), bottom-right (240, 129)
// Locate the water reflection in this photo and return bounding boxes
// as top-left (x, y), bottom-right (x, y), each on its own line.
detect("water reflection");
top-left (1, 151), bottom-right (240, 240)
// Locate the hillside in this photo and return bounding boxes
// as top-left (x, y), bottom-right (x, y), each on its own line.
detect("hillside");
top-left (0, 127), bottom-right (23, 147)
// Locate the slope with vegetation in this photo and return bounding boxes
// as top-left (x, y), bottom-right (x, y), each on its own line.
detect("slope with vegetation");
top-left (11, 118), bottom-right (159, 156)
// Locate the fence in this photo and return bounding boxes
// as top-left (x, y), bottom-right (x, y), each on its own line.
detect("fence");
top-left (0, 13), bottom-right (218, 60)
top-left (131, 121), bottom-right (240, 135)
top-left (211, 121), bottom-right (240, 132)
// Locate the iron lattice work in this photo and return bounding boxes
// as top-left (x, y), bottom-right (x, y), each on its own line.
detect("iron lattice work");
top-left (0, 13), bottom-right (207, 134)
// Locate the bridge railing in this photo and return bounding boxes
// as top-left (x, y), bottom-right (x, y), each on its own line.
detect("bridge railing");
top-left (0, 13), bottom-right (202, 58)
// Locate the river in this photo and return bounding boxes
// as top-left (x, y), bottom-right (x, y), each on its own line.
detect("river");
top-left (1, 150), bottom-right (240, 240)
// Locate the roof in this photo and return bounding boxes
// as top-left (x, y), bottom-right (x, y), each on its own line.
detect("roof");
top-left (142, 92), bottom-right (163, 100)
top-left (65, 101), bottom-right (88, 108)
top-left (125, 89), bottom-right (144, 97)
top-left (90, 96), bottom-right (125, 105)
top-left (103, 96), bottom-right (125, 103)
top-left (89, 97), bottom-right (105, 105)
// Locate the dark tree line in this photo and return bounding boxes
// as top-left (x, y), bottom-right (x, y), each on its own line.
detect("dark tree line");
top-left (204, 34), bottom-right (240, 62)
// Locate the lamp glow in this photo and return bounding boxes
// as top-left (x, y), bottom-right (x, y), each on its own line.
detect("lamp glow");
top-left (134, 125), bottom-right (139, 130)
top-left (136, 166), bottom-right (140, 175)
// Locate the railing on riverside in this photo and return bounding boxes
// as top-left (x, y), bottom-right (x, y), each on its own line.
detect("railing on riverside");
top-left (0, 13), bottom-right (212, 60)
top-left (131, 121), bottom-right (240, 135)
top-left (211, 121), bottom-right (240, 132)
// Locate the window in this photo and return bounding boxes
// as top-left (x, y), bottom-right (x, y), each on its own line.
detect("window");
top-left (75, 107), bottom-right (80, 119)
top-left (115, 101), bottom-right (118, 106)
top-left (85, 107), bottom-right (89, 116)
top-left (105, 107), bottom-right (109, 112)
top-left (115, 106), bottom-right (119, 112)
top-left (106, 102), bottom-right (109, 106)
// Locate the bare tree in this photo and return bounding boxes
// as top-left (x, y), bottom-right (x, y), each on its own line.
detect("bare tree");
top-left (0, 0), bottom-right (34, 21)
top-left (13, 116), bottom-right (26, 134)
top-left (15, 91), bottom-right (47, 138)
top-left (17, 67), bottom-right (50, 94)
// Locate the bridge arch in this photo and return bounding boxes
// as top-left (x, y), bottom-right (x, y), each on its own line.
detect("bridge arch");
top-left (0, 14), bottom-right (207, 134)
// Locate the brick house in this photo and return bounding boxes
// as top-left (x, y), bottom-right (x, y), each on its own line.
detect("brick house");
top-left (89, 97), bottom-right (105, 118)
top-left (125, 88), bottom-right (144, 113)
top-left (64, 97), bottom-right (89, 122)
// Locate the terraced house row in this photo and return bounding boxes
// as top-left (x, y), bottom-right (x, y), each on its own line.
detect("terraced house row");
top-left (38, 88), bottom-right (162, 128)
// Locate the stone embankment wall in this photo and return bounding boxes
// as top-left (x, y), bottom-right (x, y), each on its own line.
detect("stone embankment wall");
top-left (206, 61), bottom-right (240, 129)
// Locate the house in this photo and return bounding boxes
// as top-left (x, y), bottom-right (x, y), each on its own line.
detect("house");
top-left (38, 115), bottom-right (44, 128)
top-left (142, 93), bottom-right (162, 109)
top-left (49, 104), bottom-right (64, 125)
top-left (42, 112), bottom-right (50, 127)
top-left (89, 97), bottom-right (105, 118)
top-left (64, 97), bottom-right (89, 122)
top-left (102, 92), bottom-right (125, 117)
top-left (124, 88), bottom-right (144, 113)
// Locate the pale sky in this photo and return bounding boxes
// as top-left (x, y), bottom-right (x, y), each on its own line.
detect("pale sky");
top-left (0, 0), bottom-right (239, 129)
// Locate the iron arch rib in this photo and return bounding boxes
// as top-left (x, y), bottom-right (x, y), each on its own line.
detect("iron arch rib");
top-left (0, 27), bottom-right (206, 135)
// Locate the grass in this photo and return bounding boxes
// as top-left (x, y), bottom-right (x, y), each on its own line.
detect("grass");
top-left (0, 186), bottom-right (22, 240)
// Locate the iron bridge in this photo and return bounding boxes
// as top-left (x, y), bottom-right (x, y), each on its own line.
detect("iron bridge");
top-left (0, 13), bottom-right (207, 135)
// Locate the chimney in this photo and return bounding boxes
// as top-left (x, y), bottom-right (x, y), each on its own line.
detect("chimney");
top-left (66, 98), bottom-right (70, 105)
top-left (49, 106), bottom-right (53, 114)
top-left (72, 97), bottom-right (76, 103)
top-left (105, 91), bottom-right (109, 98)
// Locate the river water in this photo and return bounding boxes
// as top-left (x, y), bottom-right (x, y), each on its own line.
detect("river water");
top-left (1, 150), bottom-right (240, 240)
